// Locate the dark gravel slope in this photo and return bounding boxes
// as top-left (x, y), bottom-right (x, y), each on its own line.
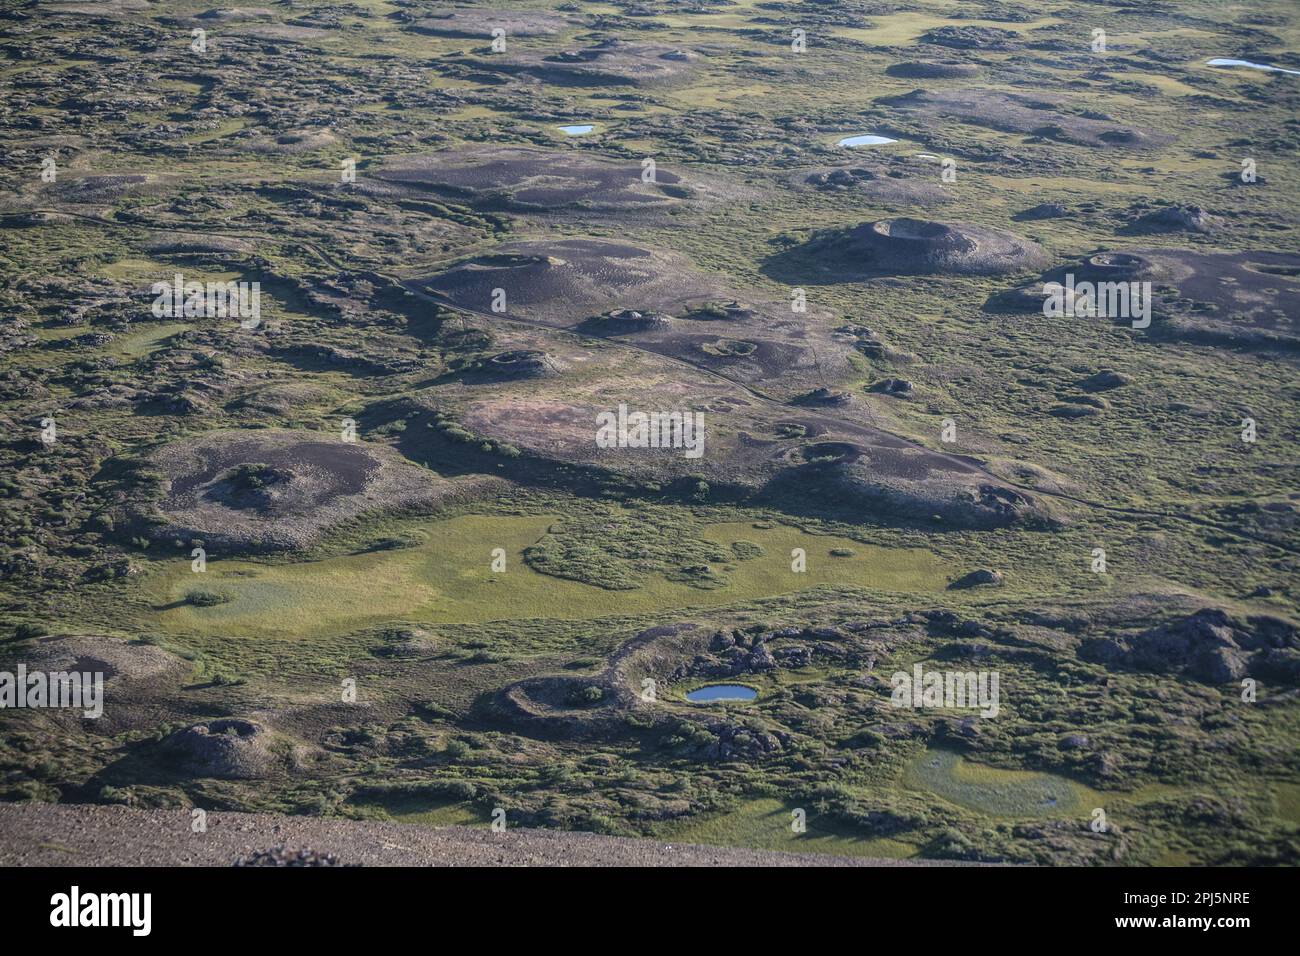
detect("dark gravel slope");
top-left (0, 803), bottom-right (949, 867)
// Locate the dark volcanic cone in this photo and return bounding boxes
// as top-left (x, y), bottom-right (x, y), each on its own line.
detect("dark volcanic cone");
top-left (779, 218), bottom-right (1047, 279)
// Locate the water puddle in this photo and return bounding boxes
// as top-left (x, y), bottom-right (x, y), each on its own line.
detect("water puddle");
top-left (686, 684), bottom-right (758, 703)
top-left (838, 134), bottom-right (898, 147)
top-left (1207, 57), bottom-right (1300, 76)
top-left (557, 124), bottom-right (595, 136)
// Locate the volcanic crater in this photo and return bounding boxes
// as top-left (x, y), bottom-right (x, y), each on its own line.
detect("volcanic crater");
top-left (775, 217), bottom-right (1048, 280)
top-left (140, 429), bottom-right (457, 551)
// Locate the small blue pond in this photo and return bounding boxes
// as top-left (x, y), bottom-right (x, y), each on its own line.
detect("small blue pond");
top-left (1207, 58), bottom-right (1300, 76)
top-left (557, 124), bottom-right (595, 135)
top-left (838, 134), bottom-right (898, 147)
top-left (686, 684), bottom-right (758, 703)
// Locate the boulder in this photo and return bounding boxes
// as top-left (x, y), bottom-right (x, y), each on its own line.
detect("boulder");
top-left (950, 568), bottom-right (1004, 589)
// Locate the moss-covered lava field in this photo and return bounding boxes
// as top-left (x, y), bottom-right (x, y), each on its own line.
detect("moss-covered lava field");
top-left (1, 0), bottom-right (1298, 867)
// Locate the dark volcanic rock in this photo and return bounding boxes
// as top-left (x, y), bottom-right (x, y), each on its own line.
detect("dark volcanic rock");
top-left (949, 568), bottom-right (1004, 589)
top-left (1077, 370), bottom-right (1131, 392)
top-left (467, 38), bottom-right (701, 87)
top-left (920, 26), bottom-right (1019, 50)
top-left (792, 387), bottom-right (852, 407)
top-left (1014, 202), bottom-right (1068, 221)
top-left (235, 845), bottom-right (349, 867)
top-left (407, 9), bottom-right (568, 38)
top-left (886, 60), bottom-right (981, 78)
top-left (801, 163), bottom-right (953, 205)
top-left (1128, 204), bottom-right (1217, 234)
top-left (868, 377), bottom-right (916, 397)
top-left (1079, 609), bottom-right (1300, 684)
top-left (882, 88), bottom-right (1169, 149)
top-left (54, 173), bottom-right (156, 203)
top-left (161, 718), bottom-right (277, 779)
